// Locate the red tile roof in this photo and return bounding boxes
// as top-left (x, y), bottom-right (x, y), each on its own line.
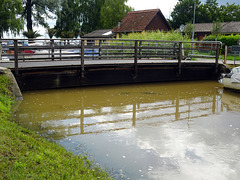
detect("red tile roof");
top-left (112, 9), bottom-right (170, 33)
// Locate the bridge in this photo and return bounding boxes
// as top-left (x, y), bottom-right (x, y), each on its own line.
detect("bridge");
top-left (0, 38), bottom-right (222, 90)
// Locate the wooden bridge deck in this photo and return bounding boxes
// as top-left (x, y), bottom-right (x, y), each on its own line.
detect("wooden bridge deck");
top-left (0, 58), bottom-right (219, 69)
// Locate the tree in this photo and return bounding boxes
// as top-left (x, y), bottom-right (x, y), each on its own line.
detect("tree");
top-left (203, 0), bottom-right (220, 22)
top-left (100, 0), bottom-right (133, 29)
top-left (170, 0), bottom-right (240, 29)
top-left (169, 0), bottom-right (201, 29)
top-left (23, 30), bottom-right (41, 38)
top-left (184, 23), bottom-right (193, 39)
top-left (22, 0), bottom-right (59, 31)
top-left (211, 20), bottom-right (222, 37)
top-left (0, 0), bottom-right (23, 38)
top-left (46, 28), bottom-right (56, 39)
top-left (219, 3), bottom-right (240, 22)
top-left (80, 0), bottom-right (105, 35)
top-left (54, 0), bottom-right (81, 38)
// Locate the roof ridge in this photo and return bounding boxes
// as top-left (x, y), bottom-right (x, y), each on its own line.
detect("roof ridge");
top-left (221, 22), bottom-right (230, 28)
top-left (129, 9), bottom-right (160, 14)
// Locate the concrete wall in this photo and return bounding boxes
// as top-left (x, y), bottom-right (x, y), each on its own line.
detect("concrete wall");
top-left (0, 66), bottom-right (23, 100)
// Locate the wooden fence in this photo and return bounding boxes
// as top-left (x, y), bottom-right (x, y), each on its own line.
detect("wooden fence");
top-left (0, 38), bottom-right (222, 76)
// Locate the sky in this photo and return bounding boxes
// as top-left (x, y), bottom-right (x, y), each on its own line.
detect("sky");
top-left (126, 0), bottom-right (178, 19)
top-left (126, 0), bottom-right (240, 19)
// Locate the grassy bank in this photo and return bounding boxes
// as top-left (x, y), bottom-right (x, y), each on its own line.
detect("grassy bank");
top-left (0, 74), bottom-right (112, 179)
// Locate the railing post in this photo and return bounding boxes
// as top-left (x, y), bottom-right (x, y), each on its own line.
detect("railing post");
top-left (215, 43), bottom-right (220, 74)
top-left (173, 43), bottom-right (177, 59)
top-left (178, 42), bottom-right (183, 76)
top-left (138, 41), bottom-right (142, 59)
top-left (99, 40), bottom-right (102, 60)
top-left (14, 40), bottom-right (19, 76)
top-left (91, 41), bottom-right (94, 60)
top-left (134, 40), bottom-right (138, 78)
top-left (0, 40), bottom-right (2, 61)
top-left (50, 39), bottom-right (54, 61)
top-left (81, 40), bottom-right (85, 79)
top-left (224, 45), bottom-right (227, 64)
top-left (147, 43), bottom-right (150, 59)
top-left (106, 42), bottom-right (109, 59)
top-left (121, 42), bottom-right (124, 59)
top-left (59, 41), bottom-right (62, 61)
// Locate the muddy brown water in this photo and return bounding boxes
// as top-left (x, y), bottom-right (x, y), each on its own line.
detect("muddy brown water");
top-left (13, 81), bottom-right (240, 179)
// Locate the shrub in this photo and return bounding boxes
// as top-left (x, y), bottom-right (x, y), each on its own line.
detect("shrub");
top-left (203, 34), bottom-right (240, 46)
top-left (203, 34), bottom-right (240, 54)
top-left (120, 30), bottom-right (192, 42)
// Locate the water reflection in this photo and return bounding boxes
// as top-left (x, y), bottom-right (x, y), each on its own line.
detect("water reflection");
top-left (14, 81), bottom-right (240, 179)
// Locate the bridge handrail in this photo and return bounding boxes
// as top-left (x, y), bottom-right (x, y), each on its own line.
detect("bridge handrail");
top-left (0, 38), bottom-right (221, 77)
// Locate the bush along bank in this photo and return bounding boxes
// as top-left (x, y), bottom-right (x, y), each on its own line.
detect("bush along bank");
top-left (0, 74), bottom-right (112, 179)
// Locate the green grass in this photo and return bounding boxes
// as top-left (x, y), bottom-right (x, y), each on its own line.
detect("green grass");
top-left (0, 74), bottom-right (112, 179)
top-left (225, 55), bottom-right (240, 61)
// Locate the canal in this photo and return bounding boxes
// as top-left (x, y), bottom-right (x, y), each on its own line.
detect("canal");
top-left (13, 81), bottom-right (240, 179)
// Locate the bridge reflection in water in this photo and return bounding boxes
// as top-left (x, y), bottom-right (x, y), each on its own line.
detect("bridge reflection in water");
top-left (14, 81), bottom-right (224, 139)
top-left (14, 81), bottom-right (240, 179)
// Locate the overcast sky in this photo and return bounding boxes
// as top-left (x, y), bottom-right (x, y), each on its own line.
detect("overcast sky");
top-left (126, 0), bottom-right (240, 19)
top-left (126, 0), bottom-right (178, 19)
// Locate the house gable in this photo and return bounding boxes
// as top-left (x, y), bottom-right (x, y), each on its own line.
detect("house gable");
top-left (112, 9), bottom-right (171, 33)
top-left (146, 11), bottom-right (171, 31)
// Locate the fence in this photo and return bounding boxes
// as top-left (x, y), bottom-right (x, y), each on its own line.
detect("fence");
top-left (0, 38), bottom-right (221, 76)
top-left (223, 45), bottom-right (240, 64)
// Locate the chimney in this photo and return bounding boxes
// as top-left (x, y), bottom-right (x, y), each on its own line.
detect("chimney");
top-left (118, 21), bottom-right (122, 29)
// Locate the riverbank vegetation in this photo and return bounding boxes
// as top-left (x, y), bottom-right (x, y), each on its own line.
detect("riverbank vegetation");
top-left (0, 74), bottom-right (111, 179)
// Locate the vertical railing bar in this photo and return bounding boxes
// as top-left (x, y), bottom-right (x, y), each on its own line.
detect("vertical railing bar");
top-left (51, 39), bottom-right (54, 61)
top-left (138, 40), bottom-right (142, 59)
top-left (99, 40), bottom-right (102, 60)
top-left (81, 40), bottom-right (85, 79)
top-left (14, 40), bottom-right (19, 76)
top-left (91, 41), bottom-right (94, 60)
top-left (134, 40), bottom-right (138, 78)
top-left (173, 43), bottom-right (177, 59)
top-left (178, 41), bottom-right (183, 76)
top-left (122, 42), bottom-right (124, 59)
top-left (215, 42), bottom-right (220, 74)
top-left (60, 41), bottom-right (62, 61)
